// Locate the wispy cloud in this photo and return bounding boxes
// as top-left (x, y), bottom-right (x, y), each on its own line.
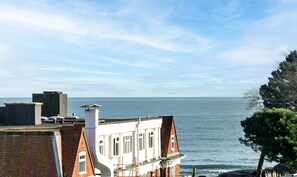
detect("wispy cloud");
top-left (212, 0), bottom-right (243, 22)
top-left (103, 33), bottom-right (179, 51)
top-left (218, 45), bottom-right (282, 65)
top-left (98, 55), bottom-right (157, 68)
top-left (217, 4), bottom-right (297, 66)
top-left (40, 67), bottom-right (118, 75)
top-left (279, 0), bottom-right (297, 3)
top-left (0, 6), bottom-right (86, 34)
top-left (0, 3), bottom-right (212, 53)
top-left (0, 1), bottom-right (296, 97)
top-left (158, 57), bottom-right (175, 63)
top-left (0, 69), bottom-right (14, 78)
top-left (0, 44), bottom-right (8, 56)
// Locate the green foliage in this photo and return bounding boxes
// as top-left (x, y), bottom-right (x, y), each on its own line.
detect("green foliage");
top-left (240, 108), bottom-right (297, 171)
top-left (260, 50), bottom-right (297, 111)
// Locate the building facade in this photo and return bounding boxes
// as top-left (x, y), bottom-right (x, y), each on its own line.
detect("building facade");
top-left (0, 91), bottom-right (185, 177)
top-left (82, 104), bottom-right (185, 177)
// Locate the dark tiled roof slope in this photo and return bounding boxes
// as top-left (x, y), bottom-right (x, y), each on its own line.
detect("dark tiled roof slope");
top-left (61, 125), bottom-right (82, 177)
top-left (161, 116), bottom-right (180, 157)
top-left (0, 132), bottom-right (58, 177)
top-left (61, 125), bottom-right (95, 177)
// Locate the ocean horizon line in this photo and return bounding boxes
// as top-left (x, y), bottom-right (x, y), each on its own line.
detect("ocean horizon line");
top-left (0, 96), bottom-right (244, 99)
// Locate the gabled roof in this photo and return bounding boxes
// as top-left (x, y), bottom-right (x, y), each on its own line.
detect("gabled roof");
top-left (61, 125), bottom-right (95, 176)
top-left (160, 116), bottom-right (180, 157)
top-left (0, 124), bottom-right (95, 177)
top-left (61, 125), bottom-right (81, 176)
top-left (0, 130), bottom-right (59, 177)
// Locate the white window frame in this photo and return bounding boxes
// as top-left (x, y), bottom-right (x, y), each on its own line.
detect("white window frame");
top-left (139, 133), bottom-right (144, 150)
top-left (78, 151), bottom-right (87, 174)
top-left (113, 137), bottom-right (120, 156)
top-left (148, 132), bottom-right (154, 148)
top-left (123, 135), bottom-right (133, 153)
top-left (99, 138), bottom-right (104, 155)
top-left (171, 135), bottom-right (175, 150)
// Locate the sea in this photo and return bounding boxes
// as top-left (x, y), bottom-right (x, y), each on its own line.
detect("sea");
top-left (0, 97), bottom-right (275, 176)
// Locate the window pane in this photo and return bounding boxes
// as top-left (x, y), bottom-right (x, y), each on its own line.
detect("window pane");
top-left (130, 136), bottom-right (133, 152)
top-left (171, 136), bottom-right (175, 149)
top-left (79, 161), bottom-right (86, 173)
top-left (149, 132), bottom-right (154, 148)
top-left (123, 135), bottom-right (133, 153)
top-left (139, 133), bottom-right (144, 150)
top-left (79, 155), bottom-right (86, 160)
top-left (115, 143), bottom-right (119, 156)
top-left (78, 152), bottom-right (86, 173)
top-left (113, 138), bottom-right (119, 156)
top-left (99, 140), bottom-right (104, 155)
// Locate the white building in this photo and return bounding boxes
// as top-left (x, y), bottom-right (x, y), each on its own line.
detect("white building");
top-left (83, 104), bottom-right (185, 177)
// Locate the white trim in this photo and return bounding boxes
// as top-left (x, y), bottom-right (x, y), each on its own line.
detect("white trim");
top-left (51, 133), bottom-right (62, 177)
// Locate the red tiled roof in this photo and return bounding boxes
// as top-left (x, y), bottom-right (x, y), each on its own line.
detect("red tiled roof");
top-left (0, 131), bottom-right (59, 177)
top-left (0, 124), bottom-right (95, 177)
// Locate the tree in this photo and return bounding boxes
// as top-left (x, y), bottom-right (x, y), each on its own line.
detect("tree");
top-left (244, 88), bottom-right (264, 111)
top-left (260, 50), bottom-right (297, 111)
top-left (239, 108), bottom-right (297, 177)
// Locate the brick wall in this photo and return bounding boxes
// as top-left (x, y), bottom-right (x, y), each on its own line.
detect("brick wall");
top-left (146, 169), bottom-right (161, 177)
top-left (162, 165), bottom-right (180, 177)
top-left (72, 133), bottom-right (95, 177)
top-left (168, 123), bottom-right (179, 154)
top-left (61, 125), bottom-right (95, 177)
top-left (175, 164), bottom-right (180, 177)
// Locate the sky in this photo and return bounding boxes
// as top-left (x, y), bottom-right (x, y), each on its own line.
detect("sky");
top-left (0, 0), bottom-right (296, 97)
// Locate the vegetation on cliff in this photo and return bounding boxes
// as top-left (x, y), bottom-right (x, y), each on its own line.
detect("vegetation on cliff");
top-left (240, 108), bottom-right (297, 177)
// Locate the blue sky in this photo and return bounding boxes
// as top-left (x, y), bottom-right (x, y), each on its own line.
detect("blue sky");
top-left (0, 0), bottom-right (296, 97)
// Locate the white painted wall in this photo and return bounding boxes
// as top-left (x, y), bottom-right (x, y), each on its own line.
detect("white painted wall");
top-left (84, 107), bottom-right (114, 177)
top-left (83, 105), bottom-right (176, 177)
top-left (97, 118), bottom-right (162, 176)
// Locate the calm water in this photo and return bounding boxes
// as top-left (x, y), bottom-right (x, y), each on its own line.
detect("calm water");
top-left (0, 97), bottom-right (273, 176)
